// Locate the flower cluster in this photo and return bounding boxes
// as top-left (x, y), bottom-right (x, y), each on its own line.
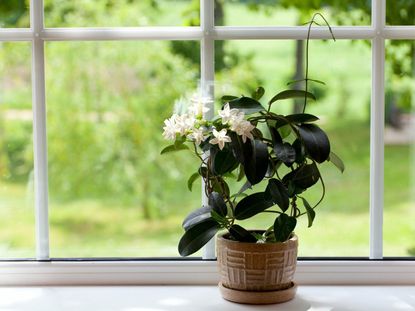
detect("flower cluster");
top-left (162, 95), bottom-right (255, 150)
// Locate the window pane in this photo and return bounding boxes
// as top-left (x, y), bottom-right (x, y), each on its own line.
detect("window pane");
top-left (44, 0), bottom-right (198, 27)
top-left (386, 1), bottom-right (415, 25)
top-left (0, 42), bottom-right (34, 258)
top-left (218, 1), bottom-right (370, 26)
top-left (384, 40), bottom-right (415, 257)
top-left (0, 1), bottom-right (30, 28)
top-left (215, 39), bottom-right (371, 256)
top-left (46, 41), bottom-right (201, 257)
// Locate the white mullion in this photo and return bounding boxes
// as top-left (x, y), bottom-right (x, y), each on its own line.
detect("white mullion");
top-left (200, 0), bottom-right (215, 260)
top-left (214, 26), bottom-right (375, 40)
top-left (0, 29), bottom-right (33, 41)
top-left (369, 0), bottom-right (385, 259)
top-left (30, 0), bottom-right (50, 260)
top-left (41, 27), bottom-right (202, 41)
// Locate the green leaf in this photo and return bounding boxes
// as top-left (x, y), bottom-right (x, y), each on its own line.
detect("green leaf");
top-left (282, 162), bottom-right (320, 192)
top-left (182, 206), bottom-right (212, 231)
top-left (210, 147), bottom-right (239, 176)
top-left (221, 95), bottom-right (238, 103)
top-left (211, 179), bottom-right (230, 199)
top-left (229, 224), bottom-right (257, 243)
top-left (178, 218), bottom-right (220, 256)
top-left (160, 144), bottom-right (189, 155)
top-left (329, 151), bottom-right (345, 173)
top-left (187, 172), bottom-right (200, 191)
top-left (297, 123), bottom-right (330, 163)
top-left (251, 86), bottom-right (265, 101)
top-left (265, 179), bottom-right (289, 212)
top-left (287, 78), bottom-right (326, 86)
top-left (285, 113), bottom-right (319, 124)
top-left (278, 124), bottom-right (292, 138)
top-left (234, 192), bottom-right (274, 220)
top-left (208, 192), bottom-right (228, 217)
top-left (301, 197), bottom-right (315, 228)
top-left (274, 214), bottom-right (297, 242)
top-left (243, 139), bottom-right (269, 185)
top-left (273, 142), bottom-right (296, 166)
top-left (227, 96), bottom-right (265, 114)
top-left (269, 90), bottom-right (316, 105)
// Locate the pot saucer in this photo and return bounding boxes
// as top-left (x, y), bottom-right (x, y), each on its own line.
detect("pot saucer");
top-left (219, 281), bottom-right (297, 304)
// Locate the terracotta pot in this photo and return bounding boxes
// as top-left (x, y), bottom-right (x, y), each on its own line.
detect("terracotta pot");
top-left (216, 232), bottom-right (298, 304)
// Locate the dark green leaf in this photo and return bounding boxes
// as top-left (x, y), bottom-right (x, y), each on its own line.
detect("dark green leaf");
top-left (234, 192), bottom-right (274, 220)
top-left (160, 144), bottom-right (188, 155)
top-left (292, 139), bottom-right (305, 164)
top-left (243, 139), bottom-right (269, 185)
top-left (237, 165), bottom-right (245, 182)
top-left (227, 96), bottom-right (265, 114)
top-left (210, 147), bottom-right (239, 175)
top-left (268, 125), bottom-right (282, 145)
top-left (265, 179), bottom-right (289, 212)
top-left (208, 192), bottom-right (227, 217)
top-left (187, 172), bottom-right (200, 192)
top-left (229, 224), bottom-right (257, 243)
top-left (274, 214), bottom-right (297, 242)
top-left (282, 162), bottom-right (320, 191)
top-left (221, 95), bottom-right (238, 103)
top-left (269, 90), bottom-right (316, 105)
top-left (297, 124), bottom-right (331, 163)
top-left (178, 219), bottom-right (220, 256)
top-left (285, 113), bottom-right (319, 124)
top-left (329, 151), bottom-right (345, 173)
top-left (229, 132), bottom-right (245, 164)
top-left (251, 86), bottom-right (265, 101)
top-left (273, 142), bottom-right (296, 166)
top-left (182, 206), bottom-right (212, 231)
top-left (301, 197), bottom-right (315, 228)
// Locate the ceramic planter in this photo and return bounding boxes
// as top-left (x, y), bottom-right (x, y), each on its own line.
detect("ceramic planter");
top-left (216, 232), bottom-right (298, 304)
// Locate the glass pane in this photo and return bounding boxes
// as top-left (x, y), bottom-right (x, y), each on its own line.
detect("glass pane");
top-left (45, 0), bottom-right (198, 27)
top-left (386, 1), bottom-right (415, 25)
top-left (384, 40), bottom-right (415, 257)
top-left (46, 41), bottom-right (201, 257)
top-left (215, 39), bottom-right (371, 256)
top-left (0, 1), bottom-right (30, 28)
top-left (219, 1), bottom-right (370, 26)
top-left (0, 42), bottom-right (34, 258)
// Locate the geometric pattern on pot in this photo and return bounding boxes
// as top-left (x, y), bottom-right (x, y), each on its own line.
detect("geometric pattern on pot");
top-left (217, 236), bottom-right (298, 291)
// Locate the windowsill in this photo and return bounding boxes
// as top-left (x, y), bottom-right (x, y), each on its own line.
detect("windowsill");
top-left (2, 285), bottom-right (415, 310)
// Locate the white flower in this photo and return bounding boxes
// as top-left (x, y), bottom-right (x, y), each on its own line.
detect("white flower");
top-left (176, 114), bottom-right (196, 135)
top-left (219, 103), bottom-right (244, 125)
top-left (188, 127), bottom-right (207, 145)
top-left (231, 119), bottom-right (255, 143)
top-left (162, 114), bottom-right (179, 140)
top-left (188, 94), bottom-right (212, 118)
top-left (210, 128), bottom-right (231, 150)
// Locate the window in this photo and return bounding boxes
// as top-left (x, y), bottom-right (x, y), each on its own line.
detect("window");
top-left (0, 0), bottom-right (414, 267)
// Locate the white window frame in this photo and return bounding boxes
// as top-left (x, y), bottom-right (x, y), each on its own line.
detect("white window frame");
top-left (0, 0), bottom-right (414, 285)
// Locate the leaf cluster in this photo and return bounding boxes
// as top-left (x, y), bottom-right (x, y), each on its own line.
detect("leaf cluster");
top-left (174, 87), bottom-right (345, 256)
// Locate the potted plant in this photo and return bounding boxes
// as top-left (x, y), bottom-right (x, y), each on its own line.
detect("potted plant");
top-left (161, 14), bottom-right (343, 304)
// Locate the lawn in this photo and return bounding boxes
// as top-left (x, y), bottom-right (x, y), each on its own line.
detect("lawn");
top-left (0, 2), bottom-right (414, 258)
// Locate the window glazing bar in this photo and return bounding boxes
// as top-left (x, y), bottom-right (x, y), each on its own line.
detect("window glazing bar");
top-left (369, 0), bottom-right (385, 260)
top-left (200, 0), bottom-right (216, 260)
top-left (30, 0), bottom-right (50, 260)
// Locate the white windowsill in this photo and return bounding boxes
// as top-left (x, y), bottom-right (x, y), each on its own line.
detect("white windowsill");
top-left (2, 285), bottom-right (415, 311)
top-left (1, 260), bottom-right (415, 286)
